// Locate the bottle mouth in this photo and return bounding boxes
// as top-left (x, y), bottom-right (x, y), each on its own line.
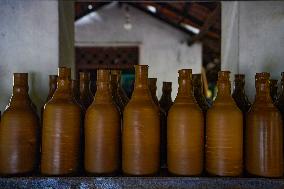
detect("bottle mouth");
top-left (178, 69), bottom-right (192, 79)
top-left (13, 73), bottom-right (28, 87)
top-left (97, 69), bottom-right (110, 82)
top-left (58, 67), bottom-right (71, 79)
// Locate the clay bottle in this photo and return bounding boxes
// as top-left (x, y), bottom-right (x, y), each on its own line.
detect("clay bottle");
top-left (159, 82), bottom-right (173, 115)
top-left (269, 79), bottom-right (278, 103)
top-left (41, 75), bottom-right (58, 120)
top-left (276, 72), bottom-right (284, 115)
top-left (79, 72), bottom-right (93, 109)
top-left (46, 75), bottom-right (58, 102)
top-left (246, 72), bottom-right (283, 177)
top-left (85, 69), bottom-right (120, 175)
top-left (0, 73), bottom-right (39, 175)
top-left (41, 67), bottom-right (82, 175)
top-left (206, 71), bottom-right (243, 176)
top-left (192, 74), bottom-right (210, 114)
top-left (71, 79), bottom-right (85, 111)
top-left (148, 78), bottom-right (167, 169)
top-left (110, 70), bottom-right (129, 115)
top-left (122, 65), bottom-right (160, 176)
top-left (232, 74), bottom-right (251, 114)
top-left (167, 69), bottom-right (204, 176)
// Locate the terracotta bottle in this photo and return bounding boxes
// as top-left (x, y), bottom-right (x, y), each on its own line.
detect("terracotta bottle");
top-left (269, 79), bottom-right (278, 103)
top-left (232, 74), bottom-right (251, 114)
top-left (0, 73), bottom-right (39, 175)
top-left (159, 82), bottom-right (173, 115)
top-left (148, 78), bottom-right (167, 169)
top-left (246, 72), bottom-right (283, 177)
top-left (71, 79), bottom-right (85, 111)
top-left (206, 71), bottom-right (243, 176)
top-left (192, 74), bottom-right (210, 114)
top-left (167, 69), bottom-right (204, 176)
top-left (276, 72), bottom-right (284, 115)
top-left (46, 75), bottom-right (58, 102)
top-left (85, 69), bottom-right (120, 175)
top-left (41, 67), bottom-right (82, 175)
top-left (79, 72), bottom-right (93, 109)
top-left (110, 70), bottom-right (129, 115)
top-left (122, 65), bottom-right (160, 176)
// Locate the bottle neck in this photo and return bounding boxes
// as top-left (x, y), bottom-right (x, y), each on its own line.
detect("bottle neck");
top-left (233, 82), bottom-right (245, 94)
top-left (54, 78), bottom-right (72, 98)
top-left (80, 80), bottom-right (91, 93)
top-left (95, 82), bottom-right (112, 102)
top-left (255, 82), bottom-right (272, 103)
top-left (176, 77), bottom-right (194, 101)
top-left (216, 81), bottom-right (231, 99)
top-left (161, 90), bottom-right (172, 100)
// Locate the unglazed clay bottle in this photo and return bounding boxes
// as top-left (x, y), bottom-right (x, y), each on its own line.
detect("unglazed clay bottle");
top-left (192, 74), bottom-right (210, 114)
top-left (206, 71), bottom-right (243, 176)
top-left (159, 82), bottom-right (173, 115)
top-left (148, 78), bottom-right (167, 169)
top-left (276, 72), bottom-right (284, 115)
top-left (269, 79), bottom-right (278, 103)
top-left (79, 72), bottom-right (93, 109)
top-left (0, 73), bottom-right (39, 175)
top-left (232, 74), bottom-right (251, 114)
top-left (168, 69), bottom-right (204, 176)
top-left (246, 72), bottom-right (283, 177)
top-left (41, 67), bottom-right (82, 175)
top-left (110, 70), bottom-right (129, 115)
top-left (85, 69), bottom-right (120, 175)
top-left (122, 65), bottom-right (160, 176)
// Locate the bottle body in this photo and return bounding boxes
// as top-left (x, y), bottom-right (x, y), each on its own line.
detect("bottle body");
top-left (206, 71), bottom-right (243, 176)
top-left (168, 69), bottom-right (204, 176)
top-left (246, 72), bottom-right (283, 177)
top-left (41, 67), bottom-right (82, 175)
top-left (85, 70), bottom-right (120, 174)
top-left (122, 65), bottom-right (160, 175)
top-left (0, 73), bottom-right (39, 175)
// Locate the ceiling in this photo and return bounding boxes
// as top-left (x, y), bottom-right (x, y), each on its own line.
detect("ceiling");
top-left (75, 1), bottom-right (221, 82)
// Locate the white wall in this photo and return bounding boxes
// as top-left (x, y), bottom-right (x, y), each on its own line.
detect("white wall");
top-left (222, 1), bottom-right (284, 101)
top-left (75, 3), bottom-right (202, 99)
top-left (0, 0), bottom-right (59, 113)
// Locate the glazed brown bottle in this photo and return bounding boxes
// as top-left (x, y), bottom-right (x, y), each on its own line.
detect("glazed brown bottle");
top-left (276, 72), bottom-right (284, 115)
top-left (85, 69), bottom-right (120, 175)
top-left (192, 74), bottom-right (210, 114)
top-left (46, 75), bottom-right (58, 102)
top-left (206, 71), bottom-right (243, 176)
top-left (269, 79), bottom-right (278, 103)
top-left (148, 78), bottom-right (167, 169)
top-left (110, 70), bottom-right (129, 115)
top-left (79, 72), bottom-right (93, 109)
top-left (159, 82), bottom-right (173, 115)
top-left (167, 69), bottom-right (204, 176)
top-left (246, 72), bottom-right (283, 177)
top-left (122, 65), bottom-right (160, 176)
top-left (0, 73), bottom-right (39, 175)
top-left (41, 67), bottom-right (82, 175)
top-left (232, 74), bottom-right (251, 114)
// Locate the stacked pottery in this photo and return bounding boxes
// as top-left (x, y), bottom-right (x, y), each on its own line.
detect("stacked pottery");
top-left (0, 73), bottom-right (39, 175)
top-left (192, 74), bottom-right (210, 114)
top-left (85, 69), bottom-right (120, 175)
top-left (269, 79), bottom-right (278, 103)
top-left (148, 78), bottom-right (167, 169)
top-left (246, 72), bottom-right (283, 177)
top-left (167, 69), bottom-right (204, 176)
top-left (41, 67), bottom-right (82, 175)
top-left (110, 70), bottom-right (129, 115)
top-left (122, 65), bottom-right (160, 176)
top-left (206, 71), bottom-right (243, 176)
top-left (79, 72), bottom-right (93, 109)
top-left (159, 82), bottom-right (173, 115)
top-left (232, 74), bottom-right (251, 114)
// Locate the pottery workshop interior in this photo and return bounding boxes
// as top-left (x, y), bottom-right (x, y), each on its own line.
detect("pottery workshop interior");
top-left (1, 1), bottom-right (284, 189)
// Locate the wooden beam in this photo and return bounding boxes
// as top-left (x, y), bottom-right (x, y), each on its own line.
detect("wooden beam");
top-left (187, 3), bottom-right (221, 45)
